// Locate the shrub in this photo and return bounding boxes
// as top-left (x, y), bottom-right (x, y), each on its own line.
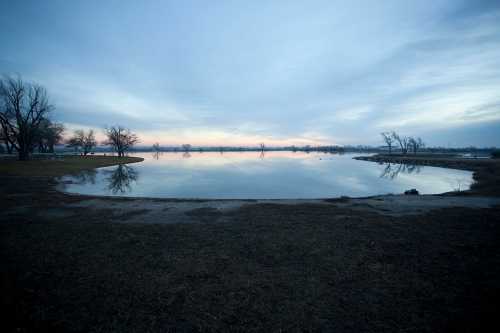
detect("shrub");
top-left (491, 150), bottom-right (500, 159)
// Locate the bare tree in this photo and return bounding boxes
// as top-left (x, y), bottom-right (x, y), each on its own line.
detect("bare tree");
top-left (67, 129), bottom-right (97, 155)
top-left (391, 132), bottom-right (409, 154)
top-left (0, 75), bottom-right (54, 160)
top-left (103, 126), bottom-right (138, 157)
top-left (259, 143), bottom-right (265, 152)
top-left (182, 144), bottom-right (191, 152)
top-left (36, 120), bottom-right (64, 153)
top-left (152, 143), bottom-right (161, 159)
top-left (381, 132), bottom-right (394, 154)
top-left (408, 137), bottom-right (424, 155)
top-left (152, 142), bottom-right (161, 152)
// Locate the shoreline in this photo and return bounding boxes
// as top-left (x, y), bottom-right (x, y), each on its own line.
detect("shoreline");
top-left (53, 153), bottom-right (496, 201)
top-left (53, 153), bottom-right (498, 202)
top-left (354, 154), bottom-right (500, 196)
top-left (1, 154), bottom-right (499, 222)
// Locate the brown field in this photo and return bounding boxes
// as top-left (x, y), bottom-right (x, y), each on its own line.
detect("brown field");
top-left (1, 154), bottom-right (500, 332)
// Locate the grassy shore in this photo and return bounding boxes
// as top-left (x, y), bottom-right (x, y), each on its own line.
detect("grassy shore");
top-left (1, 154), bottom-right (500, 332)
top-left (0, 155), bottom-right (144, 177)
top-left (354, 154), bottom-right (500, 196)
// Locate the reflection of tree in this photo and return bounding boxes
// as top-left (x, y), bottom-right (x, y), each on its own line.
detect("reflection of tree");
top-left (72, 169), bottom-right (97, 185)
top-left (380, 163), bottom-right (421, 180)
top-left (104, 164), bottom-right (139, 194)
top-left (182, 152), bottom-right (191, 158)
top-left (259, 150), bottom-right (265, 159)
top-left (152, 151), bottom-right (162, 160)
top-left (453, 178), bottom-right (471, 192)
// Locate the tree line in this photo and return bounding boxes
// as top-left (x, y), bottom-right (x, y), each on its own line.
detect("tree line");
top-left (0, 75), bottom-right (138, 160)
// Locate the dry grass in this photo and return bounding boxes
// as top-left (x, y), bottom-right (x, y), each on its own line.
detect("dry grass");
top-left (1, 154), bottom-right (500, 331)
top-left (2, 200), bottom-right (500, 332)
top-left (0, 155), bottom-right (144, 177)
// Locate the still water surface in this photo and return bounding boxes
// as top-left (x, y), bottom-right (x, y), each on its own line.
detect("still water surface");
top-left (60, 152), bottom-right (474, 199)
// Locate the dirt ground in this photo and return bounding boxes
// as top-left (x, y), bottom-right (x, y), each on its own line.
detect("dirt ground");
top-left (1, 155), bottom-right (500, 332)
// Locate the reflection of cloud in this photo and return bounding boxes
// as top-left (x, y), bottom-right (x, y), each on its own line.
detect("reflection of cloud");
top-left (60, 152), bottom-right (475, 198)
top-left (71, 169), bottom-right (97, 185)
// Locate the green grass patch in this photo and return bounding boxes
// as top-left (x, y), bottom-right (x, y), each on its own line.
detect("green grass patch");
top-left (0, 155), bottom-right (144, 177)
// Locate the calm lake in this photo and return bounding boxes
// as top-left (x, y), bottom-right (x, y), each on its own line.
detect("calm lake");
top-left (60, 152), bottom-right (474, 199)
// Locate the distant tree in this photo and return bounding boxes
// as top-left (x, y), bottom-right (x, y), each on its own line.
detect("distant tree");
top-left (0, 75), bottom-right (54, 160)
top-left (259, 143), bottom-right (265, 152)
top-left (182, 144), bottom-right (191, 152)
top-left (67, 129), bottom-right (97, 155)
top-left (391, 132), bottom-right (409, 154)
top-left (152, 143), bottom-right (161, 159)
top-left (36, 119), bottom-right (64, 153)
top-left (381, 132), bottom-right (395, 154)
top-left (103, 126), bottom-right (138, 157)
top-left (408, 137), bottom-right (424, 155)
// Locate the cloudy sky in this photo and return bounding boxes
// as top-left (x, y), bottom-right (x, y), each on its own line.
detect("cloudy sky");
top-left (1, 0), bottom-right (499, 147)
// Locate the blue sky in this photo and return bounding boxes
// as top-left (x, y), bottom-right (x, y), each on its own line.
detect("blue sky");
top-left (1, 0), bottom-right (499, 147)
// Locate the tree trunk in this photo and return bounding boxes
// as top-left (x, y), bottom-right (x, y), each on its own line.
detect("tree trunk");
top-left (18, 148), bottom-right (30, 161)
top-left (6, 141), bottom-right (14, 154)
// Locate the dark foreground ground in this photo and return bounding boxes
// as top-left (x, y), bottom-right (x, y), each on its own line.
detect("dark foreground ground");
top-left (1, 155), bottom-right (500, 332)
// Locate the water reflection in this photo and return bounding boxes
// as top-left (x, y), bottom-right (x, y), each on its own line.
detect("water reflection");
top-left (152, 151), bottom-right (163, 160)
top-left (61, 152), bottom-right (474, 199)
top-left (72, 169), bottom-right (97, 185)
top-left (103, 164), bottom-right (139, 194)
top-left (379, 163), bottom-right (422, 180)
